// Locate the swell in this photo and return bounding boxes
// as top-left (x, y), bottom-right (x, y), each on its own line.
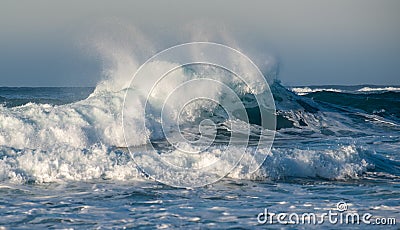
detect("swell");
top-left (304, 91), bottom-right (400, 120)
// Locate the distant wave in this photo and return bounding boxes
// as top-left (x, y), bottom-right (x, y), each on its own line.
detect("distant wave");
top-left (290, 85), bottom-right (400, 95)
top-left (290, 87), bottom-right (343, 95)
top-left (357, 86), bottom-right (400, 92)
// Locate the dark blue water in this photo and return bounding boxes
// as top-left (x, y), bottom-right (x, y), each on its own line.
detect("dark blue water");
top-left (0, 87), bottom-right (94, 107)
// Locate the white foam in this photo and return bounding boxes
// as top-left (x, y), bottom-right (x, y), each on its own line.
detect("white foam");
top-left (0, 118), bottom-right (370, 184)
top-left (255, 145), bottom-right (371, 180)
top-left (0, 145), bottom-right (143, 183)
top-left (0, 90), bottom-right (148, 149)
top-left (357, 86), bottom-right (400, 92)
top-left (291, 87), bottom-right (343, 95)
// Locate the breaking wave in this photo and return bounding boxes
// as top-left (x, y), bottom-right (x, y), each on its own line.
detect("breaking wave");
top-left (0, 27), bottom-right (398, 185)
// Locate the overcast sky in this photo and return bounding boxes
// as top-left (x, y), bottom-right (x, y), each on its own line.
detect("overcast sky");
top-left (1, 0), bottom-right (399, 86)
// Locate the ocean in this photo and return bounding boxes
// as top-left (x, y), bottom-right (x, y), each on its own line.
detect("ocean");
top-left (0, 83), bottom-right (399, 229)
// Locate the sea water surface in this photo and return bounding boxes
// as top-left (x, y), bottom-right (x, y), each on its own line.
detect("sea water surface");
top-left (0, 84), bottom-right (399, 229)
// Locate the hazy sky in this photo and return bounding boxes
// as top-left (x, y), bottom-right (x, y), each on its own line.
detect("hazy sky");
top-left (1, 0), bottom-right (399, 86)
